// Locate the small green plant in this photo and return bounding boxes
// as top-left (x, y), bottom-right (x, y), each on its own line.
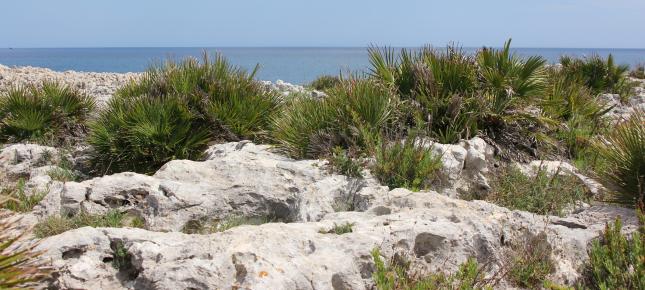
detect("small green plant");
top-left (0, 81), bottom-right (95, 145)
top-left (373, 136), bottom-right (442, 191)
top-left (111, 241), bottom-right (130, 270)
top-left (33, 210), bottom-right (142, 238)
top-left (328, 147), bottom-right (363, 178)
top-left (319, 222), bottom-right (354, 235)
top-left (0, 179), bottom-right (46, 213)
top-left (309, 75), bottom-right (341, 91)
top-left (488, 166), bottom-right (588, 216)
top-left (0, 203), bottom-right (50, 288)
top-left (583, 213), bottom-right (644, 290)
top-left (371, 248), bottom-right (492, 290)
top-left (595, 110), bottom-right (645, 206)
top-left (507, 232), bottom-right (555, 288)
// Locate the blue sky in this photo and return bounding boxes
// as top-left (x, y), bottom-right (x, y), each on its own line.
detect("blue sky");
top-left (2, 0), bottom-right (644, 48)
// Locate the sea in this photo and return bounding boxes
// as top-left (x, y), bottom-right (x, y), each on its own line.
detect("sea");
top-left (1, 47), bottom-right (644, 85)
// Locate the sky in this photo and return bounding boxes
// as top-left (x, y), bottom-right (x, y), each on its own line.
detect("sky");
top-left (2, 0), bottom-right (644, 48)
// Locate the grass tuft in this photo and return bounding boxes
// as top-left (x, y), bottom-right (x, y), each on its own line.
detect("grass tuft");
top-left (373, 136), bottom-right (442, 191)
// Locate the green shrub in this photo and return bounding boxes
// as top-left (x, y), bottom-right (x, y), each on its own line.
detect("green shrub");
top-left (272, 79), bottom-right (395, 159)
top-left (117, 53), bottom-right (280, 140)
top-left (630, 63), bottom-right (645, 79)
top-left (488, 166), bottom-right (588, 216)
top-left (559, 54), bottom-right (629, 95)
top-left (0, 179), bottom-right (46, 213)
top-left (328, 147), bottom-right (363, 178)
top-left (33, 210), bottom-right (142, 238)
top-left (1, 202), bottom-right (49, 288)
top-left (91, 54), bottom-right (279, 174)
top-left (309, 75), bottom-right (341, 91)
top-left (373, 136), bottom-right (442, 191)
top-left (0, 81), bottom-right (95, 145)
top-left (371, 248), bottom-right (492, 290)
top-left (584, 214), bottom-right (644, 290)
top-left (477, 39), bottom-right (547, 115)
top-left (89, 95), bottom-right (212, 174)
top-left (507, 232), bottom-right (555, 288)
top-left (595, 110), bottom-right (645, 205)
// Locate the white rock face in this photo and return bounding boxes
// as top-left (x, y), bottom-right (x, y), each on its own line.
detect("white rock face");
top-left (0, 143), bottom-right (59, 181)
top-left (37, 142), bottom-right (379, 231)
top-left (261, 79), bottom-right (327, 99)
top-left (0, 64), bottom-right (139, 106)
top-left (37, 188), bottom-right (638, 290)
top-left (426, 137), bottom-right (496, 197)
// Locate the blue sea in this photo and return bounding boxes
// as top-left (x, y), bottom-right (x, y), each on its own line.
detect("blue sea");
top-left (1, 47), bottom-right (645, 84)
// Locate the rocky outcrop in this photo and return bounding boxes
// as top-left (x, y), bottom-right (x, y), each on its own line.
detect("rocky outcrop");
top-left (261, 79), bottom-right (327, 99)
top-left (599, 78), bottom-right (645, 122)
top-left (35, 142), bottom-right (380, 231)
top-left (37, 188), bottom-right (638, 290)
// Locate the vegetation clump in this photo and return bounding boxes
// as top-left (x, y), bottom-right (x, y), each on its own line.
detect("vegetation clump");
top-left (0, 199), bottom-right (50, 288)
top-left (630, 63), bottom-right (645, 79)
top-left (0, 81), bottom-right (95, 145)
top-left (487, 166), bottom-right (589, 216)
top-left (371, 248), bottom-right (493, 290)
top-left (373, 136), bottom-right (442, 191)
top-left (559, 54), bottom-right (632, 96)
top-left (33, 210), bottom-right (144, 238)
top-left (181, 215), bottom-right (276, 234)
top-left (583, 213), bottom-right (644, 290)
top-left (308, 75), bottom-right (341, 91)
top-left (595, 110), bottom-right (645, 206)
top-left (0, 179), bottom-right (47, 213)
top-left (272, 79), bottom-right (395, 159)
top-left (89, 54), bottom-right (279, 174)
top-left (506, 232), bottom-right (555, 288)
top-left (319, 222), bottom-right (354, 235)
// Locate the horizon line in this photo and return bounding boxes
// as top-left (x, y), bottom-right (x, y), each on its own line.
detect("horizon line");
top-left (3, 46), bottom-right (645, 50)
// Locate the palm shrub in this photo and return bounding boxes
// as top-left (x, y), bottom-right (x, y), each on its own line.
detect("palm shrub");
top-left (116, 53), bottom-right (280, 141)
top-left (368, 45), bottom-right (480, 143)
top-left (559, 54), bottom-right (629, 95)
top-left (595, 110), bottom-right (645, 205)
top-left (373, 135), bottom-right (442, 191)
top-left (0, 200), bottom-right (49, 288)
top-left (477, 39), bottom-right (547, 115)
top-left (0, 81), bottom-right (95, 145)
top-left (542, 73), bottom-right (611, 158)
top-left (90, 53), bottom-right (278, 174)
top-left (272, 79), bottom-right (395, 159)
top-left (89, 95), bottom-right (211, 174)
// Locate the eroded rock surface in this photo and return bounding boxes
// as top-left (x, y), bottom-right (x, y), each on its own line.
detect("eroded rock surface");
top-left (37, 188), bottom-right (638, 290)
top-left (36, 142), bottom-right (379, 231)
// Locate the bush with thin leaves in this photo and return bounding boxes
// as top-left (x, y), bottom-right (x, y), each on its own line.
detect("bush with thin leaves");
top-left (0, 200), bottom-right (49, 288)
top-left (488, 166), bottom-right (589, 216)
top-left (117, 53), bottom-right (280, 141)
top-left (272, 79), bottom-right (395, 159)
top-left (584, 214), bottom-right (644, 290)
top-left (595, 110), bottom-right (645, 205)
top-left (373, 136), bottom-right (442, 191)
top-left (477, 39), bottom-right (547, 115)
top-left (559, 54), bottom-right (630, 95)
top-left (0, 81), bottom-right (95, 145)
top-left (89, 95), bottom-right (212, 174)
top-left (33, 210), bottom-right (143, 238)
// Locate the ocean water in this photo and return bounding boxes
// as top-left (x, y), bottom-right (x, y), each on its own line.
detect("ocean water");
top-left (1, 47), bottom-right (644, 84)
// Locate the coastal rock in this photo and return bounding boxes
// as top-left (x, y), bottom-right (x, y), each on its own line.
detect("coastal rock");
top-left (37, 188), bottom-right (639, 290)
top-left (37, 142), bottom-right (379, 231)
top-left (0, 143), bottom-right (59, 181)
top-left (261, 79), bottom-right (326, 99)
top-left (0, 64), bottom-right (139, 106)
